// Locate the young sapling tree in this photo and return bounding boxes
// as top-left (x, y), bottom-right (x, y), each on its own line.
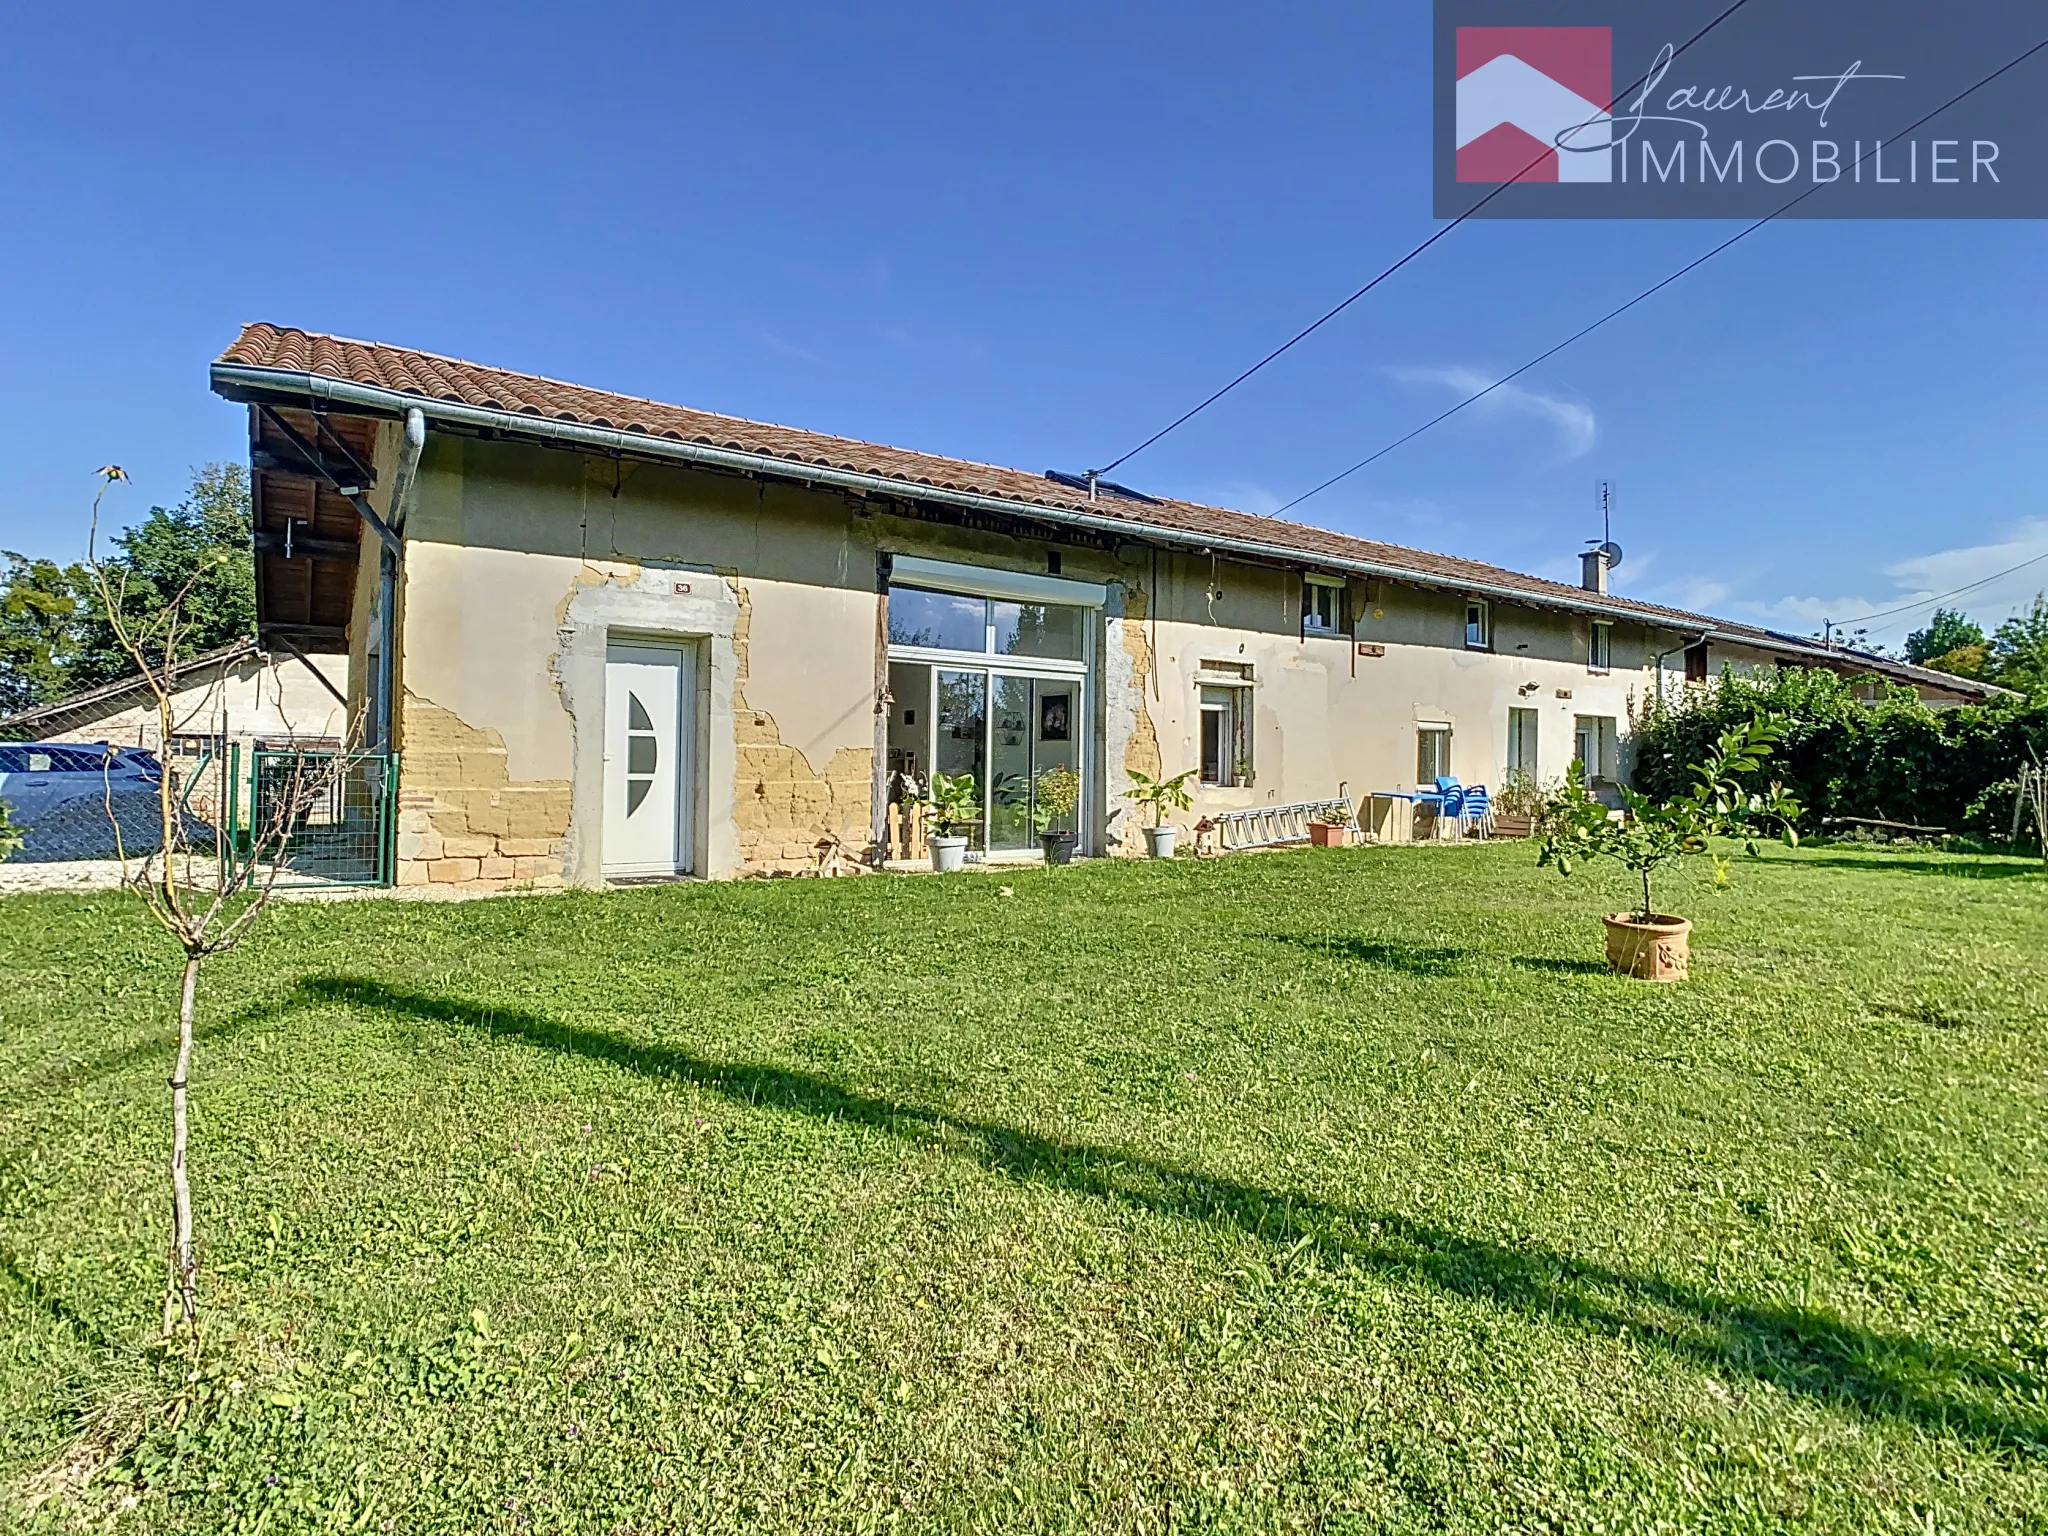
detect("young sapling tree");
top-left (1538, 716), bottom-right (1802, 921)
top-left (83, 466), bottom-right (356, 1334)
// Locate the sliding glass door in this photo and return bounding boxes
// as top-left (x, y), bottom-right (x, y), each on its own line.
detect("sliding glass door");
top-left (892, 663), bottom-right (1084, 854)
top-left (989, 673), bottom-right (1080, 850)
top-left (884, 561), bottom-right (1100, 858)
top-left (934, 669), bottom-right (987, 815)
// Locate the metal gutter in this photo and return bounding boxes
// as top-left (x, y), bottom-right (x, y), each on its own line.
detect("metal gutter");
top-left (210, 362), bottom-right (2003, 697)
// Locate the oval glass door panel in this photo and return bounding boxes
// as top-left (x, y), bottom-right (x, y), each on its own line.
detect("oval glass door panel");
top-left (605, 643), bottom-right (694, 876)
top-left (625, 694), bottom-right (658, 814)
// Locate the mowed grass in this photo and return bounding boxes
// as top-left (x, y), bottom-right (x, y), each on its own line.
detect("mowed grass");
top-left (2, 842), bottom-right (2046, 1533)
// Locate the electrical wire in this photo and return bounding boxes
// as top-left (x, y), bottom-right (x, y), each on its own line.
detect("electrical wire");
top-left (1837, 542), bottom-right (2048, 631)
top-left (1273, 30), bottom-right (2048, 518)
top-left (1089, 0), bottom-right (1757, 478)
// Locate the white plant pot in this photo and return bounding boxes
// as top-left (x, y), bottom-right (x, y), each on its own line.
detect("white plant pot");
top-left (929, 835), bottom-right (969, 873)
top-left (1144, 825), bottom-right (1178, 859)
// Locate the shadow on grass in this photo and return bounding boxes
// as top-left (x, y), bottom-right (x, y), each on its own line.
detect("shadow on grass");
top-left (1264, 936), bottom-right (1611, 980)
top-left (288, 973), bottom-right (2044, 1458)
top-left (0, 1245), bottom-right (116, 1352)
top-left (1260, 936), bottom-right (1470, 975)
top-left (1507, 956), bottom-right (1610, 977)
top-left (1795, 856), bottom-right (2043, 881)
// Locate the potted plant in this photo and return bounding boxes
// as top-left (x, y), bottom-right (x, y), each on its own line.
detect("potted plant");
top-left (1307, 818), bottom-right (1350, 848)
top-left (921, 772), bottom-right (979, 873)
top-left (1537, 719), bottom-right (1800, 981)
top-left (1032, 765), bottom-right (1083, 866)
top-left (1491, 770), bottom-right (1549, 839)
top-left (1125, 768), bottom-right (1195, 858)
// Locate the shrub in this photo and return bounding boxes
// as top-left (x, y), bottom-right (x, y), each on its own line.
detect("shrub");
top-left (1631, 669), bottom-right (2044, 834)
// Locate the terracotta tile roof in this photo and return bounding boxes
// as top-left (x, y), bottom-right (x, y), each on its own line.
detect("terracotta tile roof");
top-left (211, 324), bottom-right (2004, 700)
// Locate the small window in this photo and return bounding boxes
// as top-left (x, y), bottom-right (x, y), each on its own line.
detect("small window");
top-left (1589, 621), bottom-right (1612, 672)
top-left (890, 585), bottom-right (1089, 659)
top-left (1465, 600), bottom-right (1490, 650)
top-left (1302, 577), bottom-right (1347, 636)
top-left (1417, 724), bottom-right (1452, 784)
top-left (1199, 684), bottom-right (1252, 787)
top-left (993, 600), bottom-right (1085, 661)
top-left (1684, 640), bottom-right (1709, 682)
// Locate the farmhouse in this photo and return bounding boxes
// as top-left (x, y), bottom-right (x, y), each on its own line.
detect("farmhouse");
top-left (208, 325), bottom-right (1998, 889)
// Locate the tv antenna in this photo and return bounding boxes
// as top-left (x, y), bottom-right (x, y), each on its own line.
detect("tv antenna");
top-left (1588, 479), bottom-right (1624, 571)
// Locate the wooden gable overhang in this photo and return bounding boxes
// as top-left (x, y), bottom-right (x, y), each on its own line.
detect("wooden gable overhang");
top-left (247, 407), bottom-right (380, 654)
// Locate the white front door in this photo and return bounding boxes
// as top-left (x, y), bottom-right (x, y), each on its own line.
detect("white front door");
top-left (604, 642), bottom-right (694, 877)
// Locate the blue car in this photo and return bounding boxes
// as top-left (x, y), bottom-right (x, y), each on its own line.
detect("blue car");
top-left (0, 742), bottom-right (172, 862)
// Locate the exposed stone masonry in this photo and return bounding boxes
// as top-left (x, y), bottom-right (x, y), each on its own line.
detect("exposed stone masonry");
top-left (395, 694), bottom-right (570, 890)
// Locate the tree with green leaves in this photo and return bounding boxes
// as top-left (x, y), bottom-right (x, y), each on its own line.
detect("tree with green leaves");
top-left (1988, 594), bottom-right (2048, 701)
top-left (1124, 767), bottom-right (1195, 829)
top-left (0, 464), bottom-right (256, 712)
top-left (0, 551), bottom-right (88, 714)
top-left (1539, 718), bottom-right (1801, 923)
top-left (1904, 607), bottom-right (1985, 665)
top-left (68, 463), bottom-right (255, 688)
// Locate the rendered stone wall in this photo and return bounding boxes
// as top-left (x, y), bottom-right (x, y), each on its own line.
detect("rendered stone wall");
top-left (372, 429), bottom-right (1722, 892)
top-left (727, 579), bottom-right (877, 872)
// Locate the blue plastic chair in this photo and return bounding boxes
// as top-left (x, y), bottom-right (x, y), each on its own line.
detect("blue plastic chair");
top-left (1461, 783), bottom-right (1492, 838)
top-left (1427, 777), bottom-right (1463, 839)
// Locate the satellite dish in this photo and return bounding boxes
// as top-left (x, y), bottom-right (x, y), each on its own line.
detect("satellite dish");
top-left (1597, 539), bottom-right (1624, 571)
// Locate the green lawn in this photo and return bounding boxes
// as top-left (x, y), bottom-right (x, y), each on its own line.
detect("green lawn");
top-left (3, 842), bottom-right (2046, 1533)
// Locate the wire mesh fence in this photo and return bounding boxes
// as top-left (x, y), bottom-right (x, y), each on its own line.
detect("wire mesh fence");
top-left (0, 742), bottom-right (216, 864)
top-left (0, 741), bottom-right (396, 887)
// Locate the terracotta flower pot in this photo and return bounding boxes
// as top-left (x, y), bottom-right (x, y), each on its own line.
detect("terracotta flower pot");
top-left (1602, 913), bottom-right (1692, 982)
top-left (1307, 821), bottom-right (1350, 848)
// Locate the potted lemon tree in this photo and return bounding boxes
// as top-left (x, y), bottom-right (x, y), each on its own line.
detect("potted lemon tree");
top-left (1033, 765), bottom-right (1083, 866)
top-left (922, 772), bottom-right (980, 873)
top-left (1538, 718), bottom-right (1800, 981)
top-left (1124, 768), bottom-right (1195, 858)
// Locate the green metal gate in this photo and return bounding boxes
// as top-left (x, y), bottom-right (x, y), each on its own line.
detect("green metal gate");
top-left (228, 749), bottom-right (398, 888)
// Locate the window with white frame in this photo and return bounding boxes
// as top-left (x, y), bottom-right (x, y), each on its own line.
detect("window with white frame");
top-left (1589, 620), bottom-right (1612, 671)
top-left (1199, 684), bottom-right (1253, 787)
top-left (1302, 575), bottom-right (1347, 636)
top-left (1464, 599), bottom-right (1491, 650)
top-left (1416, 723), bottom-right (1453, 784)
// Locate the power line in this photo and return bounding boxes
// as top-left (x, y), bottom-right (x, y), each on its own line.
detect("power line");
top-left (1273, 31), bottom-right (2048, 518)
top-left (1088, 0), bottom-right (1757, 478)
top-left (1837, 542), bottom-right (2048, 631)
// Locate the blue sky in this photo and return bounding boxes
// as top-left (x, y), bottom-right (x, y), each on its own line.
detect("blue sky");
top-left (3, 2), bottom-right (2044, 648)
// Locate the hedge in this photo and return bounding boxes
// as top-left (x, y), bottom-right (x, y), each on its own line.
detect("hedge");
top-left (1627, 668), bottom-right (2045, 836)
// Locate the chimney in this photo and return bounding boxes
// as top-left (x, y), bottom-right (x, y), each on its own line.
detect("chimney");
top-left (1580, 547), bottom-right (1609, 595)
